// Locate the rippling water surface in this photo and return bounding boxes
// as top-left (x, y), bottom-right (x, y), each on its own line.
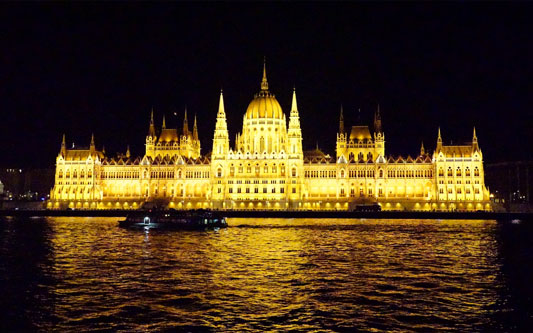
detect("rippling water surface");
top-left (1, 217), bottom-right (533, 331)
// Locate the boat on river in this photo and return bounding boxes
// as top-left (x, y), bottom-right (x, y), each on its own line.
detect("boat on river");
top-left (119, 209), bottom-right (227, 230)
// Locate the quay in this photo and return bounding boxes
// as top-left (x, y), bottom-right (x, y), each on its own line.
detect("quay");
top-left (0, 209), bottom-right (531, 220)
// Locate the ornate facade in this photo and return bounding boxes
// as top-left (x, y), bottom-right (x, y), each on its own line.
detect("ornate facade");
top-left (48, 62), bottom-right (492, 211)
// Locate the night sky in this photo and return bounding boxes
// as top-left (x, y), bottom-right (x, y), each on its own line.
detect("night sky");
top-left (1, 3), bottom-right (532, 168)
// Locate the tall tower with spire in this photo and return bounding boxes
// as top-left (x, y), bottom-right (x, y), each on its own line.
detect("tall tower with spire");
top-left (90, 133), bottom-right (95, 153)
top-left (288, 88), bottom-right (303, 158)
top-left (182, 108), bottom-right (189, 138)
top-left (60, 134), bottom-right (67, 156)
top-left (373, 104), bottom-right (385, 157)
top-left (436, 127), bottom-right (443, 153)
top-left (472, 127), bottom-right (479, 152)
top-left (212, 90), bottom-right (229, 160)
top-left (145, 108), bottom-right (157, 157)
top-left (193, 114), bottom-right (199, 141)
top-left (336, 105), bottom-right (347, 160)
top-left (374, 104), bottom-right (382, 133)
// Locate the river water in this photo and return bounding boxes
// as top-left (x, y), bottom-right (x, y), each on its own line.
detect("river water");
top-left (1, 217), bottom-right (532, 331)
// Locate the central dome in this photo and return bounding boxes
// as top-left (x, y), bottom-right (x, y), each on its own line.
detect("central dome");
top-left (244, 60), bottom-right (285, 120)
top-left (245, 93), bottom-right (284, 119)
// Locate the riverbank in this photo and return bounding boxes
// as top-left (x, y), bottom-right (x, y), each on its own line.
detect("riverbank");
top-left (0, 209), bottom-right (531, 220)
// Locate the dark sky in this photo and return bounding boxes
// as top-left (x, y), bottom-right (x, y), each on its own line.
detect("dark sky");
top-left (1, 3), bottom-right (532, 168)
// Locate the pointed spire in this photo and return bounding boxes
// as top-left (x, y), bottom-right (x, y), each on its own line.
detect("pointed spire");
top-left (90, 133), bottom-right (95, 152)
top-left (356, 108), bottom-right (362, 124)
top-left (374, 103), bottom-right (382, 133)
top-left (162, 115), bottom-right (166, 129)
top-left (261, 56), bottom-right (269, 91)
top-left (218, 89), bottom-right (225, 117)
top-left (420, 141), bottom-right (425, 155)
top-left (148, 108), bottom-right (156, 137)
top-left (213, 90), bottom-right (229, 158)
top-left (126, 145), bottom-right (131, 158)
top-left (183, 107), bottom-right (189, 136)
top-left (339, 104), bottom-right (345, 134)
top-left (60, 134), bottom-right (66, 155)
top-left (436, 127), bottom-right (442, 152)
top-left (193, 114), bottom-right (199, 141)
top-left (102, 145), bottom-right (106, 154)
top-left (472, 126), bottom-right (479, 151)
top-left (291, 87), bottom-right (298, 112)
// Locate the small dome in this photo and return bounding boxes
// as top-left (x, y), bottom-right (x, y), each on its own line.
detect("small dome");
top-left (245, 92), bottom-right (284, 120)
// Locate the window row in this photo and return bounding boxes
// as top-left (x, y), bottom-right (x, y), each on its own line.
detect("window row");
top-left (58, 170), bottom-right (93, 178)
top-left (438, 167), bottom-right (480, 177)
top-left (228, 187), bottom-right (286, 194)
top-left (387, 169), bottom-right (433, 178)
top-left (228, 164), bottom-right (287, 176)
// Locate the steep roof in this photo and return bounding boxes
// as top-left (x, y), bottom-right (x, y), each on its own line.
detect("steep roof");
top-left (158, 128), bottom-right (179, 143)
top-left (62, 149), bottom-right (104, 161)
top-left (349, 125), bottom-right (372, 141)
top-left (440, 145), bottom-right (473, 158)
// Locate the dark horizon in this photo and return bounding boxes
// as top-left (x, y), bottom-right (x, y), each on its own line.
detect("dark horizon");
top-left (1, 3), bottom-right (532, 168)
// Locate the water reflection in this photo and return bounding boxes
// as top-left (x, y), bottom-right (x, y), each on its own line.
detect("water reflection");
top-left (0, 217), bottom-right (56, 330)
top-left (2, 217), bottom-right (531, 330)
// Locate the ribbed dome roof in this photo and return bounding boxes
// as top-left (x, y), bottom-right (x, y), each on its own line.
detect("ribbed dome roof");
top-left (245, 93), bottom-right (284, 119)
top-left (245, 59), bottom-right (285, 120)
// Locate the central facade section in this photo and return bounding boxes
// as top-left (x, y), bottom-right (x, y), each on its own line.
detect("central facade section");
top-left (239, 67), bottom-right (287, 154)
top-left (211, 62), bottom-right (304, 209)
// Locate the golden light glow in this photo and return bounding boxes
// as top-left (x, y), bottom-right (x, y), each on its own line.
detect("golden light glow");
top-left (47, 63), bottom-right (492, 211)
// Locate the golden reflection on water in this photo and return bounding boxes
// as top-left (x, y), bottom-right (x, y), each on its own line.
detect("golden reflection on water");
top-left (42, 218), bottom-right (502, 331)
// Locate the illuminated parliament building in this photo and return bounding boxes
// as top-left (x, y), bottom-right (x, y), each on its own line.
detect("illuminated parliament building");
top-left (48, 63), bottom-right (492, 211)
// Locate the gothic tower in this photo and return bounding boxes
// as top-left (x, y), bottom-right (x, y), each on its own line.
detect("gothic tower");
top-left (212, 90), bottom-right (229, 159)
top-left (288, 88), bottom-right (303, 158)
